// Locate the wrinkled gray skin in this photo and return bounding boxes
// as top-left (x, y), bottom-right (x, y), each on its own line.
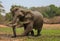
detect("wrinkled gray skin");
top-left (10, 7), bottom-right (43, 37)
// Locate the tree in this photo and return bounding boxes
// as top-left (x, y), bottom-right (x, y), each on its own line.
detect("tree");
top-left (0, 2), bottom-right (5, 13)
top-left (32, 4), bottom-right (60, 18)
top-left (0, 1), bottom-right (5, 24)
top-left (45, 4), bottom-right (60, 18)
top-left (55, 7), bottom-right (60, 16)
top-left (5, 12), bottom-right (12, 21)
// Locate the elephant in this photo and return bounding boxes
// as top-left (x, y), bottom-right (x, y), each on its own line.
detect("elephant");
top-left (10, 7), bottom-right (43, 37)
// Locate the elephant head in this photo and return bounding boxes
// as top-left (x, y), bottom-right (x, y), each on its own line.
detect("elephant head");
top-left (10, 7), bottom-right (33, 25)
top-left (11, 7), bottom-right (26, 17)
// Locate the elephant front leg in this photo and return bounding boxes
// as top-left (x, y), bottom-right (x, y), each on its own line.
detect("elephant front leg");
top-left (12, 26), bottom-right (16, 37)
top-left (22, 22), bottom-right (33, 36)
top-left (31, 30), bottom-right (34, 36)
top-left (24, 24), bottom-right (29, 36)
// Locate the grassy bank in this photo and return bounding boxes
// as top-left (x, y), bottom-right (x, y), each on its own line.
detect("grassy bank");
top-left (0, 27), bottom-right (60, 41)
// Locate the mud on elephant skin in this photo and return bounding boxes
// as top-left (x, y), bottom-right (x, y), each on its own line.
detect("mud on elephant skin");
top-left (10, 7), bottom-right (43, 37)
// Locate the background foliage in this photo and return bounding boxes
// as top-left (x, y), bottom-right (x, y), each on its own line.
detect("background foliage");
top-left (0, 1), bottom-right (60, 24)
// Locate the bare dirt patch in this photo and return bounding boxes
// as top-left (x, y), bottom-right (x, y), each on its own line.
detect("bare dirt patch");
top-left (0, 24), bottom-right (60, 28)
top-left (0, 24), bottom-right (8, 27)
top-left (43, 24), bottom-right (60, 29)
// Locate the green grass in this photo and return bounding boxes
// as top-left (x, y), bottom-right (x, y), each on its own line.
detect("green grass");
top-left (0, 27), bottom-right (60, 41)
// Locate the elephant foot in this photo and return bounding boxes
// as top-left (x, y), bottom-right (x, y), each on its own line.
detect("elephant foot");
top-left (11, 35), bottom-right (17, 38)
top-left (21, 32), bottom-right (29, 36)
top-left (35, 34), bottom-right (41, 37)
top-left (31, 33), bottom-right (34, 36)
top-left (31, 34), bottom-right (34, 36)
top-left (26, 33), bottom-right (29, 36)
top-left (21, 34), bottom-right (29, 36)
top-left (31, 30), bottom-right (34, 36)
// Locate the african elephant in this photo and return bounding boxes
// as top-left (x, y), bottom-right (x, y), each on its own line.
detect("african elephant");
top-left (10, 7), bottom-right (43, 37)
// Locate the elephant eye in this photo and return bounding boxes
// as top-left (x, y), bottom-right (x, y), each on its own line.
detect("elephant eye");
top-left (14, 9), bottom-right (18, 12)
top-left (20, 11), bottom-right (23, 12)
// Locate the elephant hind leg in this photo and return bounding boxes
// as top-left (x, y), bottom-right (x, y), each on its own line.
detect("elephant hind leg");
top-left (37, 29), bottom-right (41, 36)
top-left (37, 22), bottom-right (43, 36)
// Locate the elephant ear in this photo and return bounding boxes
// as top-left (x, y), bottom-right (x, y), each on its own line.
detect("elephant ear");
top-left (20, 8), bottom-right (28, 14)
top-left (25, 10), bottom-right (34, 20)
